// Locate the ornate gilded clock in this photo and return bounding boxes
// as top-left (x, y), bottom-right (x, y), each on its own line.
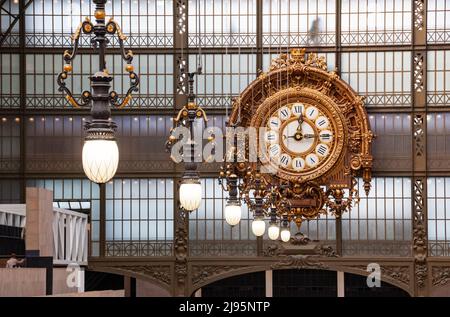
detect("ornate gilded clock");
top-left (225, 48), bottom-right (374, 227)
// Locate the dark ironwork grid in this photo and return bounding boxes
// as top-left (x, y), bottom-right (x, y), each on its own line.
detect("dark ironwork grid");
top-left (104, 178), bottom-right (174, 257)
top-left (427, 177), bottom-right (450, 257)
top-left (427, 50), bottom-right (450, 107)
top-left (342, 177), bottom-right (412, 256)
top-left (341, 0), bottom-right (412, 46)
top-left (427, 0), bottom-right (450, 44)
top-left (188, 0), bottom-right (257, 47)
top-left (23, 0), bottom-right (173, 48)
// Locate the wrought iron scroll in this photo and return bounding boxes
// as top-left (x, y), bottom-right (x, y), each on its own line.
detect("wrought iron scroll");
top-left (57, 19), bottom-right (93, 108)
top-left (57, 14), bottom-right (139, 109)
top-left (105, 19), bottom-right (139, 108)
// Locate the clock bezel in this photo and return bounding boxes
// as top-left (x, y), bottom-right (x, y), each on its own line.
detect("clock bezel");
top-left (277, 111), bottom-right (329, 159)
top-left (250, 87), bottom-right (348, 183)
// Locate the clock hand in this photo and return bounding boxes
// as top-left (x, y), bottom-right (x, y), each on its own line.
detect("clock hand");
top-left (297, 113), bottom-right (303, 133)
top-left (303, 133), bottom-right (317, 138)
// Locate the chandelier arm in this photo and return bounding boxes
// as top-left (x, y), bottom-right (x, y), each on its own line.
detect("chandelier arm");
top-left (56, 19), bottom-right (94, 108)
top-left (105, 19), bottom-right (140, 109)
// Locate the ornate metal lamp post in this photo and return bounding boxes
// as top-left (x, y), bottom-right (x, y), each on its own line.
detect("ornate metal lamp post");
top-left (57, 0), bottom-right (139, 184)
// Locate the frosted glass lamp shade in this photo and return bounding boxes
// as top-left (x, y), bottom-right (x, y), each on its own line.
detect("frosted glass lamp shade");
top-left (82, 139), bottom-right (119, 184)
top-left (280, 228), bottom-right (291, 242)
top-left (179, 181), bottom-right (202, 211)
top-left (268, 224), bottom-right (280, 240)
top-left (225, 203), bottom-right (242, 226)
top-left (251, 218), bottom-right (266, 237)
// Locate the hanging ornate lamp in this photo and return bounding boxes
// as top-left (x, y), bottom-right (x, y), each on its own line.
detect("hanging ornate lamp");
top-left (166, 69), bottom-right (208, 211)
top-left (57, 0), bottom-right (139, 184)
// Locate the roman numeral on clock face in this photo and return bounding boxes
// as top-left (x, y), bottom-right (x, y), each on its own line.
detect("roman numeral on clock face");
top-left (278, 106), bottom-right (291, 121)
top-left (306, 153), bottom-right (319, 167)
top-left (319, 130), bottom-right (333, 143)
top-left (269, 144), bottom-right (280, 157)
top-left (269, 117), bottom-right (281, 130)
top-left (279, 153), bottom-right (291, 167)
top-left (292, 103), bottom-right (304, 116)
top-left (265, 130), bottom-right (278, 143)
top-left (316, 143), bottom-right (329, 157)
top-left (292, 157), bottom-right (305, 171)
top-left (306, 106), bottom-right (319, 120)
top-left (315, 116), bottom-right (329, 130)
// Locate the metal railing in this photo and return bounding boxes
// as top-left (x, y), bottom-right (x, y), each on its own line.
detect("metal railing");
top-left (53, 207), bottom-right (88, 265)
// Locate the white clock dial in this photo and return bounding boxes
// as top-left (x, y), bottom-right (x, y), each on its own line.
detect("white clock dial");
top-left (265, 130), bottom-right (278, 144)
top-left (315, 116), bottom-right (329, 130)
top-left (264, 103), bottom-right (337, 176)
top-left (319, 130), bottom-right (333, 143)
top-left (315, 143), bottom-right (329, 157)
top-left (305, 106), bottom-right (319, 120)
top-left (291, 103), bottom-right (305, 117)
top-left (269, 116), bottom-right (281, 130)
top-left (281, 120), bottom-right (315, 154)
top-left (278, 106), bottom-right (291, 121)
top-left (292, 157), bottom-right (305, 171)
top-left (306, 153), bottom-right (319, 167)
top-left (269, 144), bottom-right (281, 158)
top-left (279, 153), bottom-right (292, 167)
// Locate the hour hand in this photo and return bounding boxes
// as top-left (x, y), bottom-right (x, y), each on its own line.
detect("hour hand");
top-left (303, 133), bottom-right (316, 139)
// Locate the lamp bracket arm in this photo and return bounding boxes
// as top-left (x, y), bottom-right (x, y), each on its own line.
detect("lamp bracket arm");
top-left (106, 19), bottom-right (139, 109)
top-left (56, 19), bottom-right (95, 108)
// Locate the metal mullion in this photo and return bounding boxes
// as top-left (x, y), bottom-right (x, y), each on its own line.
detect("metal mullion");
top-left (434, 50), bottom-right (437, 96)
top-left (51, 0), bottom-right (54, 47)
top-left (154, 0), bottom-right (157, 44)
top-left (145, 0), bottom-right (149, 44)
top-left (156, 176), bottom-right (159, 245)
top-left (393, 179), bottom-right (397, 241)
top-left (367, 0), bottom-right (370, 38)
top-left (365, 179), bottom-right (368, 241)
top-left (120, 178), bottom-right (124, 244)
top-left (384, 176), bottom-right (387, 241)
top-left (203, 183), bottom-right (207, 241)
top-left (249, 0), bottom-right (252, 45)
top-left (146, 119), bottom-right (150, 244)
top-left (444, 175), bottom-right (448, 243)
top-left (375, 177), bottom-right (379, 240)
top-left (402, 176), bottom-right (405, 240)
top-left (435, 178), bottom-right (438, 244)
top-left (195, 181), bottom-right (199, 242)
top-left (212, 180), bottom-right (216, 241)
top-left (163, 181), bottom-right (167, 242)
top-left (444, 117), bottom-right (448, 243)
top-left (221, 0), bottom-right (225, 47)
top-left (353, 177), bottom-right (358, 241)
top-left (146, 54), bottom-right (150, 102)
top-left (129, 186), bottom-right (132, 244)
top-left (445, 50), bottom-right (448, 99)
top-left (137, 123), bottom-right (141, 244)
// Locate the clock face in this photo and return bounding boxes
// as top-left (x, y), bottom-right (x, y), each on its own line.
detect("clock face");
top-left (265, 102), bottom-right (336, 175)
